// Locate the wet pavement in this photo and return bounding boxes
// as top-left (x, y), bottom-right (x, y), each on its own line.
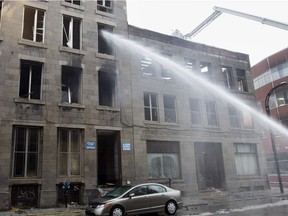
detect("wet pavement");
top-left (0, 188), bottom-right (287, 216)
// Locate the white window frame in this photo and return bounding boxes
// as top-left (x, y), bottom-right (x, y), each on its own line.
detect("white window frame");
top-left (63, 15), bottom-right (82, 49)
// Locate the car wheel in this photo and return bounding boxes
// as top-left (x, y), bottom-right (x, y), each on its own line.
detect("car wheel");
top-left (110, 206), bottom-right (125, 216)
top-left (165, 200), bottom-right (177, 215)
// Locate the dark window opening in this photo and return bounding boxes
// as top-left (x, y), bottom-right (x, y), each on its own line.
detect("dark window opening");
top-left (222, 66), bottom-right (235, 89)
top-left (228, 104), bottom-right (240, 128)
top-left (22, 7), bottom-right (45, 42)
top-left (97, 0), bottom-right (112, 13)
top-left (98, 71), bottom-right (116, 107)
top-left (236, 69), bottom-right (248, 92)
top-left (164, 95), bottom-right (177, 123)
top-left (200, 62), bottom-right (212, 78)
top-left (63, 16), bottom-right (81, 49)
top-left (161, 53), bottom-right (172, 80)
top-left (141, 56), bottom-right (155, 77)
top-left (98, 23), bottom-right (113, 55)
top-left (0, 1), bottom-right (3, 23)
top-left (12, 126), bottom-right (42, 178)
top-left (19, 60), bottom-right (42, 100)
top-left (65, 0), bottom-right (80, 5)
top-left (185, 58), bottom-right (196, 71)
top-left (144, 92), bottom-right (158, 121)
top-left (61, 66), bottom-right (82, 104)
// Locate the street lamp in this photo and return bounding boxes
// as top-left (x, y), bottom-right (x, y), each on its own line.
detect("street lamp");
top-left (264, 81), bottom-right (287, 194)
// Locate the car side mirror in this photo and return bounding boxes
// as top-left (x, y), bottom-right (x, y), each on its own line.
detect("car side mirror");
top-left (128, 193), bottom-right (135, 199)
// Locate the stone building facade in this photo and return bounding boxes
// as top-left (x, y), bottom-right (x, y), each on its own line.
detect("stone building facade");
top-left (0, 0), bottom-right (267, 210)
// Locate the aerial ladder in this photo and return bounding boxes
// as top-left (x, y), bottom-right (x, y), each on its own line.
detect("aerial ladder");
top-left (185, 6), bottom-right (288, 38)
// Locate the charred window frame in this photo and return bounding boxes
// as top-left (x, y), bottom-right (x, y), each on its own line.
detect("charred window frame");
top-left (58, 128), bottom-right (82, 176)
top-left (22, 6), bottom-right (45, 43)
top-left (234, 143), bottom-right (259, 175)
top-left (141, 56), bottom-right (156, 77)
top-left (163, 95), bottom-right (177, 123)
top-left (236, 69), bottom-right (248, 92)
top-left (228, 104), bottom-right (240, 128)
top-left (190, 98), bottom-right (202, 125)
top-left (205, 100), bottom-right (218, 126)
top-left (98, 71), bottom-right (117, 107)
top-left (147, 141), bottom-right (181, 179)
top-left (19, 60), bottom-right (42, 100)
top-left (200, 61), bottom-right (212, 78)
top-left (62, 15), bottom-right (81, 49)
top-left (64, 0), bottom-right (80, 6)
top-left (222, 66), bottom-right (235, 89)
top-left (98, 23), bottom-right (113, 55)
top-left (12, 126), bottom-right (42, 178)
top-left (185, 58), bottom-right (196, 71)
top-left (144, 92), bottom-right (158, 122)
top-left (161, 53), bottom-right (172, 80)
top-left (61, 66), bottom-right (82, 104)
top-left (0, 1), bottom-right (3, 25)
top-left (97, 0), bottom-right (112, 13)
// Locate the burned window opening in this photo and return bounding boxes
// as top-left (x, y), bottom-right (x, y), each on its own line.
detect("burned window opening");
top-left (222, 66), bottom-right (235, 89)
top-left (97, 0), bottom-right (112, 13)
top-left (22, 6), bottom-right (45, 43)
top-left (200, 62), bottom-right (212, 78)
top-left (98, 23), bottom-right (113, 55)
top-left (185, 58), bottom-right (196, 71)
top-left (161, 53), bottom-right (172, 80)
top-left (63, 16), bottom-right (81, 49)
top-left (61, 66), bottom-right (82, 104)
top-left (19, 60), bottom-right (42, 100)
top-left (236, 69), bottom-right (248, 92)
top-left (164, 95), bottom-right (177, 123)
top-left (98, 71), bottom-right (116, 107)
top-left (65, 0), bottom-right (80, 6)
top-left (0, 1), bottom-right (3, 24)
top-left (141, 56), bottom-right (155, 77)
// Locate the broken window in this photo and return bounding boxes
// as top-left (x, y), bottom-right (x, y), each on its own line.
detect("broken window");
top-left (62, 15), bottom-right (81, 49)
top-left (163, 95), bottom-right (177, 123)
top-left (228, 104), bottom-right (240, 128)
top-left (200, 61), bottom-right (212, 78)
top-left (0, 1), bottom-right (3, 24)
top-left (65, 0), bottom-right (80, 6)
top-left (161, 53), bottom-right (172, 80)
top-left (147, 141), bottom-right (180, 179)
top-left (22, 6), bottom-right (45, 43)
top-left (61, 66), bottom-right (82, 104)
top-left (58, 128), bottom-right (82, 176)
top-left (234, 143), bottom-right (259, 175)
top-left (190, 98), bottom-right (202, 125)
top-left (141, 56), bottom-right (156, 77)
top-left (97, 0), bottom-right (112, 13)
top-left (98, 23), bottom-right (113, 55)
top-left (144, 92), bottom-right (158, 121)
top-left (12, 126), bottom-right (42, 177)
top-left (98, 71), bottom-right (116, 107)
top-left (185, 58), bottom-right (196, 71)
top-left (206, 100), bottom-right (218, 126)
top-left (222, 66), bottom-right (235, 89)
top-left (19, 60), bottom-right (42, 100)
top-left (236, 69), bottom-right (248, 92)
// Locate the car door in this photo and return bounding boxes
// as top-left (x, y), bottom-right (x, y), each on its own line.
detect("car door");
top-left (124, 185), bottom-right (150, 214)
top-left (147, 185), bottom-right (167, 211)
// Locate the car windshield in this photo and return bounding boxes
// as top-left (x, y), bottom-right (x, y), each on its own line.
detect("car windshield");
top-left (104, 185), bottom-right (132, 198)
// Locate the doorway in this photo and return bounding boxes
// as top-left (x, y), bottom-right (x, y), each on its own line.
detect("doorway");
top-left (97, 130), bottom-right (121, 186)
top-left (194, 142), bottom-right (225, 190)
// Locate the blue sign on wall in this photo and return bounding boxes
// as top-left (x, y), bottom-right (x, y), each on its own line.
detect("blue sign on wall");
top-left (122, 143), bottom-right (131, 151)
top-left (85, 141), bottom-right (96, 150)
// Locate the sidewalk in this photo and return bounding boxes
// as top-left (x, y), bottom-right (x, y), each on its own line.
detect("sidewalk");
top-left (0, 188), bottom-right (287, 216)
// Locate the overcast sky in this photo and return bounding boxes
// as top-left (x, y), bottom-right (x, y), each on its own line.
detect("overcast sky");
top-left (126, 0), bottom-right (288, 66)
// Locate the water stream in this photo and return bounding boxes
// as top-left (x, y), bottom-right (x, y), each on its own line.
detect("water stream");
top-left (103, 31), bottom-right (288, 137)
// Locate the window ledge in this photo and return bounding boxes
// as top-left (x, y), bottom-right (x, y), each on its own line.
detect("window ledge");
top-left (58, 102), bottom-right (85, 109)
top-left (18, 39), bottom-right (47, 49)
top-left (59, 46), bottom-right (86, 55)
top-left (61, 1), bottom-right (85, 11)
top-left (96, 52), bottom-right (115, 60)
top-left (14, 98), bottom-right (45, 105)
top-left (95, 9), bottom-right (115, 18)
top-left (96, 106), bottom-right (120, 112)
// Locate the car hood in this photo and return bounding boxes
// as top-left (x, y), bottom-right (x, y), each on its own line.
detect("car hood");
top-left (89, 196), bottom-right (116, 205)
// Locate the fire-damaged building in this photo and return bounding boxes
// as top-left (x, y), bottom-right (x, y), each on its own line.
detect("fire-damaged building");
top-left (0, 0), bottom-right (267, 210)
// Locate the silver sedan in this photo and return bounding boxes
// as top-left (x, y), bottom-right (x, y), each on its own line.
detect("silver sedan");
top-left (85, 183), bottom-right (183, 216)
